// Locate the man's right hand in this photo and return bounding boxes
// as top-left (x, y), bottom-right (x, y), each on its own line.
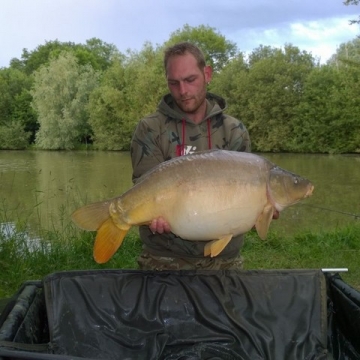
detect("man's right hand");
top-left (149, 217), bottom-right (171, 234)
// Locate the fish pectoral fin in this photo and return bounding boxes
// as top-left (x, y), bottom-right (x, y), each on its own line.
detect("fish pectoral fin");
top-left (255, 203), bottom-right (274, 240)
top-left (204, 234), bottom-right (233, 258)
top-left (71, 200), bottom-right (111, 231)
top-left (93, 218), bottom-right (130, 264)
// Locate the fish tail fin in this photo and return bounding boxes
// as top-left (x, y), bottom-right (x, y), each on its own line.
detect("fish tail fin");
top-left (71, 200), bottom-right (112, 231)
top-left (93, 218), bottom-right (130, 263)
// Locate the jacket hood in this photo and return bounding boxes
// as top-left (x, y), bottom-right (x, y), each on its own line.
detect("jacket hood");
top-left (157, 92), bottom-right (228, 124)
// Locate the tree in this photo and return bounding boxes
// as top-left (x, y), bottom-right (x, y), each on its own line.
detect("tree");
top-left (6, 39), bottom-right (119, 145)
top-left (344, 0), bottom-right (360, 24)
top-left (293, 63), bottom-right (360, 153)
top-left (327, 38), bottom-right (360, 66)
top-left (81, 38), bottom-right (119, 70)
top-left (13, 40), bottom-right (75, 75)
top-left (88, 43), bottom-right (166, 150)
top-left (12, 88), bottom-right (38, 143)
top-left (0, 121), bottom-right (30, 149)
top-left (11, 38), bottom-right (119, 75)
top-left (0, 68), bottom-right (29, 122)
top-left (234, 44), bottom-right (315, 151)
top-left (248, 45), bottom-right (279, 66)
top-left (0, 67), bottom-right (34, 147)
top-left (291, 66), bottom-right (342, 152)
top-left (31, 52), bottom-right (100, 149)
top-left (165, 24), bottom-right (238, 72)
top-left (210, 53), bottom-right (251, 121)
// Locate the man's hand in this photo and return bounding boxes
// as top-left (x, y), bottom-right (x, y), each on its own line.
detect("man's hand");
top-left (273, 210), bottom-right (280, 220)
top-left (149, 217), bottom-right (171, 234)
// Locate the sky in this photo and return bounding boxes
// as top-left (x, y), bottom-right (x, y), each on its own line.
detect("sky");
top-left (1, 0), bottom-right (359, 68)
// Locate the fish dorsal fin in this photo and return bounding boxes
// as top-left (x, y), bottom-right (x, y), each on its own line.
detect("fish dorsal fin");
top-left (204, 234), bottom-right (233, 257)
top-left (93, 218), bottom-right (130, 263)
top-left (255, 203), bottom-right (274, 240)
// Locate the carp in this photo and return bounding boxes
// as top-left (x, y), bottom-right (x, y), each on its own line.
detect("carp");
top-left (71, 150), bottom-right (314, 263)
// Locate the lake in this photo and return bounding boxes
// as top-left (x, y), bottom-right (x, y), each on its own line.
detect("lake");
top-left (0, 150), bottom-right (359, 239)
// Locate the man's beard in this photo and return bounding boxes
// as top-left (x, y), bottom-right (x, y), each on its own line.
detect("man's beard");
top-left (176, 89), bottom-right (206, 114)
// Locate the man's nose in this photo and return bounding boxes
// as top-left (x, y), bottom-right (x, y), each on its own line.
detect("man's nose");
top-left (179, 81), bottom-right (187, 95)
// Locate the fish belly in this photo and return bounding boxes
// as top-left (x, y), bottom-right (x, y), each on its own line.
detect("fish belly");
top-left (168, 185), bottom-right (266, 241)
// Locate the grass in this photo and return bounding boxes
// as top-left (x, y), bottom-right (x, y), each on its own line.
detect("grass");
top-left (242, 224), bottom-right (360, 289)
top-left (0, 224), bottom-right (142, 298)
top-left (1, 219), bottom-right (360, 298)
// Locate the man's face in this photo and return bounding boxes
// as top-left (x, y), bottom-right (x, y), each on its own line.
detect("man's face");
top-left (166, 53), bottom-right (211, 115)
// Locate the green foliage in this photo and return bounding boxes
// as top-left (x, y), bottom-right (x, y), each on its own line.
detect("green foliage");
top-left (12, 89), bottom-right (38, 143)
top-left (88, 84), bottom-right (134, 150)
top-left (0, 67), bottom-right (36, 143)
top-left (15, 40), bottom-right (76, 75)
top-left (1, 25), bottom-right (360, 153)
top-left (165, 24), bottom-right (238, 72)
top-left (214, 44), bottom-right (316, 152)
top-left (0, 68), bottom-right (33, 123)
top-left (328, 38), bottom-right (360, 65)
top-left (0, 121), bottom-right (30, 149)
top-left (31, 52), bottom-right (100, 149)
top-left (80, 38), bottom-right (120, 70)
top-left (250, 45), bottom-right (314, 150)
top-left (12, 38), bottom-right (119, 75)
top-left (210, 53), bottom-right (251, 122)
top-left (344, 0), bottom-right (360, 25)
top-left (293, 64), bottom-right (360, 153)
top-left (248, 45), bottom-right (279, 66)
top-left (88, 43), bottom-right (166, 150)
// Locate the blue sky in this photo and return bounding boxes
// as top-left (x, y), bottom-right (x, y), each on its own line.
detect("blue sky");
top-left (1, 0), bottom-right (359, 67)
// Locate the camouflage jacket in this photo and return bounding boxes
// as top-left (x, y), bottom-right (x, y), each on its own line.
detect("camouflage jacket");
top-left (130, 92), bottom-right (251, 259)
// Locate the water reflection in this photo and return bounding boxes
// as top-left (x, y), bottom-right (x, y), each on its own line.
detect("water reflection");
top-left (0, 150), bottom-right (359, 239)
top-left (0, 150), bottom-right (133, 236)
top-left (0, 221), bottom-right (42, 252)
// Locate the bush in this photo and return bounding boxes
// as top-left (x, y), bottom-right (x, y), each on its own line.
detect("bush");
top-left (0, 122), bottom-right (30, 149)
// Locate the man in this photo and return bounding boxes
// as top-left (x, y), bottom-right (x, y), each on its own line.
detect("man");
top-left (130, 42), bottom-right (251, 270)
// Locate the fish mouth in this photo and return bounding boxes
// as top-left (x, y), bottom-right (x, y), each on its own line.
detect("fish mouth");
top-left (272, 183), bottom-right (314, 210)
top-left (305, 184), bottom-right (314, 197)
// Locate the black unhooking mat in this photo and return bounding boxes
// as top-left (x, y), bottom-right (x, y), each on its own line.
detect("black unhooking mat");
top-left (0, 269), bottom-right (332, 359)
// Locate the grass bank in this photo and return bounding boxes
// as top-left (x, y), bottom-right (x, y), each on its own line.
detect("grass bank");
top-left (242, 225), bottom-right (360, 289)
top-left (1, 222), bottom-right (360, 298)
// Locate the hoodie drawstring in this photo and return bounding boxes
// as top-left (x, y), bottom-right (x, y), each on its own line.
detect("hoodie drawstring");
top-left (182, 118), bottom-right (186, 154)
top-left (177, 118), bottom-right (212, 156)
top-left (207, 118), bottom-right (212, 149)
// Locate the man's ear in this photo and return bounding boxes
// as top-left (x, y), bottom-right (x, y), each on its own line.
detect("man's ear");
top-left (204, 65), bottom-right (212, 83)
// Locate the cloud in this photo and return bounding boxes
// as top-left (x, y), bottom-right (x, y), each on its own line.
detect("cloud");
top-left (227, 15), bottom-right (359, 63)
top-left (290, 17), bottom-right (359, 61)
top-left (0, 0), bottom-right (359, 67)
top-left (291, 17), bottom-right (358, 40)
